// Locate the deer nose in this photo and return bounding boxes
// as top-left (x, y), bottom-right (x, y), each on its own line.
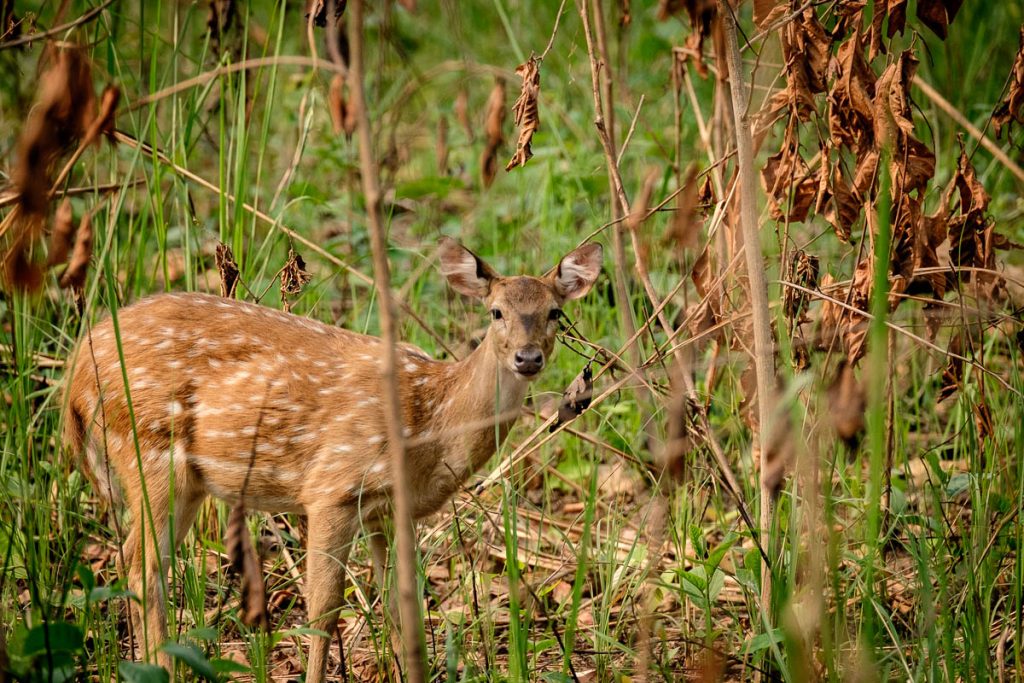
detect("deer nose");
top-left (514, 347), bottom-right (544, 376)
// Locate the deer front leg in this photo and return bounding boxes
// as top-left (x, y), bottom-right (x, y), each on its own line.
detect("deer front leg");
top-left (125, 469), bottom-right (202, 670)
top-left (304, 505), bottom-right (358, 683)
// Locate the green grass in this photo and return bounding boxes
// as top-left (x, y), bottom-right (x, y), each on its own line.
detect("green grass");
top-left (2, 0), bottom-right (1024, 681)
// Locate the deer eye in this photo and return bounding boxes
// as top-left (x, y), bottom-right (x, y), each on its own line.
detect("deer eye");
top-left (548, 308), bottom-right (563, 321)
top-left (491, 309), bottom-right (503, 320)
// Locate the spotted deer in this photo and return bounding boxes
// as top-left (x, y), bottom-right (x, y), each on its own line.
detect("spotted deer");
top-left (62, 238), bottom-right (602, 680)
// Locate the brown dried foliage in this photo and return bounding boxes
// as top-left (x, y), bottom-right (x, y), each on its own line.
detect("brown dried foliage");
top-left (2, 46), bottom-right (117, 292)
top-left (280, 248), bottom-right (312, 312)
top-left (46, 199), bottom-right (75, 268)
top-left (329, 74), bottom-right (358, 139)
top-left (226, 503), bottom-right (270, 629)
top-left (827, 360), bottom-right (866, 447)
top-left (993, 25), bottom-right (1024, 140)
top-left (216, 242), bottom-right (240, 299)
top-left (551, 365), bottom-right (593, 432)
top-left (506, 56), bottom-right (541, 172)
top-left (662, 166), bottom-right (702, 254)
top-left (58, 211), bottom-right (92, 291)
top-left (480, 78), bottom-right (506, 188)
top-left (661, 0), bottom-right (716, 78)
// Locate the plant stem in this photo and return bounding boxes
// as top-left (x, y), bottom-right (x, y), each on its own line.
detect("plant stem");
top-left (348, 2), bottom-right (426, 681)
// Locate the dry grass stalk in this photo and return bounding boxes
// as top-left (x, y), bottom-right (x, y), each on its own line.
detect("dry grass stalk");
top-left (716, 0), bottom-right (777, 611)
top-left (347, 1), bottom-right (426, 681)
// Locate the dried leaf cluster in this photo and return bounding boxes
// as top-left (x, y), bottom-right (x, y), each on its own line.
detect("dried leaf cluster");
top-left (993, 26), bottom-right (1024, 140)
top-left (1, 45), bottom-right (118, 292)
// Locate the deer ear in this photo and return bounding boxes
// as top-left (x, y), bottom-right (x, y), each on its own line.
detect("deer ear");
top-left (438, 237), bottom-right (500, 299)
top-left (551, 242), bottom-right (603, 301)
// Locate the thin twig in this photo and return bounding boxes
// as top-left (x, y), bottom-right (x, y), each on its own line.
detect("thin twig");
top-left (0, 0), bottom-right (114, 50)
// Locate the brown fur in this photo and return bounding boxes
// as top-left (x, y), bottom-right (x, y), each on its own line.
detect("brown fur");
top-left (62, 240), bottom-right (602, 681)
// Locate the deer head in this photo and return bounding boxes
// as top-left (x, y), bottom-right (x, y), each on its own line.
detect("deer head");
top-left (438, 237), bottom-right (603, 378)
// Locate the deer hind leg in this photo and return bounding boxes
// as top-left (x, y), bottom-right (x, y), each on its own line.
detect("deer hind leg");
top-left (123, 454), bottom-right (202, 669)
top-left (303, 504), bottom-right (359, 683)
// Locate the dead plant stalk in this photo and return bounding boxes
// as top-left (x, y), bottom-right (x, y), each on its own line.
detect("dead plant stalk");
top-left (348, 1), bottom-right (426, 681)
top-left (716, 0), bottom-right (777, 609)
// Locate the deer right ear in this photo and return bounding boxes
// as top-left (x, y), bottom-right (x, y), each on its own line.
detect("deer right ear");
top-left (438, 237), bottom-right (500, 299)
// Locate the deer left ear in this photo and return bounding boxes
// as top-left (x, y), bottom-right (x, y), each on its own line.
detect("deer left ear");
top-left (551, 243), bottom-right (603, 301)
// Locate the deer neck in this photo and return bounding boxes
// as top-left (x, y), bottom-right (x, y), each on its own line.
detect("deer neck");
top-left (435, 329), bottom-right (529, 473)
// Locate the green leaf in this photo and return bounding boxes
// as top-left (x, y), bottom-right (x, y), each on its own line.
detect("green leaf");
top-left (742, 628), bottom-right (784, 655)
top-left (705, 534), bottom-right (738, 573)
top-left (211, 658), bottom-right (251, 674)
top-left (24, 622), bottom-right (84, 655)
top-left (76, 564), bottom-right (96, 593)
top-left (119, 661), bottom-right (170, 683)
top-left (161, 642), bottom-right (218, 681)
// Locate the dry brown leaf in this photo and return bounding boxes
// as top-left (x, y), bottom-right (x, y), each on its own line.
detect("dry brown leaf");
top-left (779, 9), bottom-right (831, 120)
top-left (480, 78), bottom-right (506, 188)
top-left (506, 56), bottom-right (540, 172)
top-left (916, 0), bottom-right (963, 40)
top-left (59, 210), bottom-right (93, 291)
top-left (663, 0), bottom-right (716, 78)
top-left (782, 249), bottom-right (819, 324)
top-left (280, 248), bottom-right (312, 311)
top-left (994, 26), bottom-right (1024, 140)
top-left (306, 0), bottom-right (345, 27)
top-left (82, 85), bottom-right (120, 147)
top-left (661, 365), bottom-right (698, 480)
top-left (828, 29), bottom-right (875, 153)
top-left (329, 73), bottom-right (346, 135)
top-left (761, 127), bottom-right (818, 223)
top-left (828, 360), bottom-right (866, 447)
top-left (662, 166), bottom-right (702, 254)
top-left (226, 502), bottom-right (270, 629)
top-left (754, 0), bottom-right (787, 29)
top-left (454, 87), bottom-right (473, 141)
top-left (216, 242), bottom-right (240, 299)
top-left (46, 199), bottom-right (74, 268)
top-left (551, 365), bottom-right (593, 432)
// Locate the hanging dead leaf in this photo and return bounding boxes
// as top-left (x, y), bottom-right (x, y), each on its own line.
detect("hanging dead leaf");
top-left (480, 78), bottom-right (506, 188)
top-left (455, 87), bottom-right (473, 142)
top-left (280, 248), bottom-right (312, 311)
top-left (46, 199), bottom-right (74, 268)
top-left (662, 166), bottom-right (702, 254)
top-left (663, 0), bottom-right (716, 78)
top-left (783, 250), bottom-right (819, 323)
top-left (916, 0), bottom-right (963, 40)
top-left (550, 365), bottom-right (593, 432)
top-left (59, 210), bottom-right (93, 291)
top-left (216, 242), bottom-right (240, 298)
top-left (329, 73), bottom-right (347, 136)
top-left (506, 56), bottom-right (540, 172)
top-left (226, 502), bottom-right (270, 629)
top-left (208, 0), bottom-right (237, 54)
top-left (753, 0), bottom-right (787, 29)
top-left (827, 360), bottom-right (866, 447)
top-left (661, 365), bottom-right (698, 480)
top-left (938, 333), bottom-right (963, 402)
top-left (828, 30), bottom-right (875, 154)
top-left (779, 9), bottom-right (831, 120)
top-left (82, 85), bottom-right (120, 146)
top-left (993, 26), bottom-right (1024, 140)
top-left (761, 126), bottom-right (818, 223)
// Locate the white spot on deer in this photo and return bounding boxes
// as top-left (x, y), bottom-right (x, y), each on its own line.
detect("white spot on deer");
top-left (169, 401), bottom-right (185, 418)
top-left (168, 359), bottom-right (183, 370)
top-left (333, 414), bottom-right (349, 423)
top-left (402, 426), bottom-right (412, 437)
top-left (369, 462), bottom-right (385, 474)
top-left (367, 435), bottom-right (383, 445)
top-left (313, 360), bottom-right (328, 368)
top-left (404, 362), bottom-right (418, 373)
top-left (155, 339), bottom-right (173, 351)
top-left (292, 431), bottom-right (318, 444)
top-left (209, 358), bottom-right (223, 369)
top-left (241, 425), bottom-right (257, 437)
top-left (414, 377), bottom-right (429, 387)
top-left (256, 442), bottom-right (274, 454)
top-left (331, 444), bottom-right (353, 454)
top-left (230, 369), bottom-right (251, 384)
